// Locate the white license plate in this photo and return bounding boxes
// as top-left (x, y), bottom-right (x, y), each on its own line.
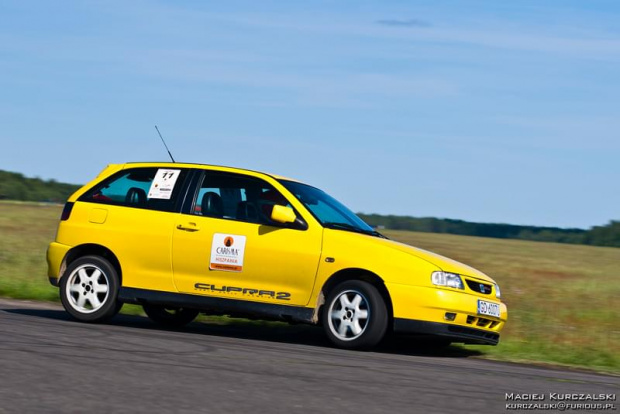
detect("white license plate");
top-left (477, 300), bottom-right (500, 318)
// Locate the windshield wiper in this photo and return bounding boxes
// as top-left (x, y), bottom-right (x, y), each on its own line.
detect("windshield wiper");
top-left (322, 222), bottom-right (386, 238)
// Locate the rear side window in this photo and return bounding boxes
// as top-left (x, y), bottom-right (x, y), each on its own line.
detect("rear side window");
top-left (79, 167), bottom-right (189, 212)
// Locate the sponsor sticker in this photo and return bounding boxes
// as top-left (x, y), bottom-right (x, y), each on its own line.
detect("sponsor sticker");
top-left (148, 169), bottom-right (181, 200)
top-left (210, 233), bottom-right (246, 272)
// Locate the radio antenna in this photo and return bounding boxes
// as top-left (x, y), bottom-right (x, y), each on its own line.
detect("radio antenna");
top-left (154, 125), bottom-right (176, 163)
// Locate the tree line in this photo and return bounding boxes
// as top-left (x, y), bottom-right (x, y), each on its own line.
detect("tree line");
top-left (358, 214), bottom-right (620, 248)
top-left (0, 170), bottom-right (80, 203)
top-left (1, 169), bottom-right (617, 248)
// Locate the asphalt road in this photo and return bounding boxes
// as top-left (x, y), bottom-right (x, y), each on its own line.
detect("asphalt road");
top-left (0, 299), bottom-right (617, 414)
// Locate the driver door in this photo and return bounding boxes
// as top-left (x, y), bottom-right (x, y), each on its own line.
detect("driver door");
top-left (172, 170), bottom-right (322, 306)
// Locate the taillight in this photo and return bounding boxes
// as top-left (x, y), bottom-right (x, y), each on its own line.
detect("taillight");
top-left (60, 202), bottom-right (74, 221)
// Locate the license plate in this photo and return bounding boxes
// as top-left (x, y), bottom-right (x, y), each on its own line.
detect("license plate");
top-left (477, 300), bottom-right (500, 318)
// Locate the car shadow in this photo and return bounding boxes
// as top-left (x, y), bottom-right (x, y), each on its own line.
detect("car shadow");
top-left (4, 307), bottom-right (484, 358)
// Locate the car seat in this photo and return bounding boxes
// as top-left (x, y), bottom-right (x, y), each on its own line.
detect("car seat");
top-left (125, 187), bottom-right (147, 207)
top-left (236, 201), bottom-right (259, 223)
top-left (201, 192), bottom-right (224, 218)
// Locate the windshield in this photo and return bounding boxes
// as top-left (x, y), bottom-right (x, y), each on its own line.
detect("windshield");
top-left (280, 180), bottom-right (381, 236)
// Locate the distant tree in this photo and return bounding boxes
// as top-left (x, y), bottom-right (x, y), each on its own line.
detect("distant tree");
top-left (585, 221), bottom-right (620, 247)
top-left (0, 170), bottom-right (80, 203)
top-left (358, 213), bottom-right (618, 248)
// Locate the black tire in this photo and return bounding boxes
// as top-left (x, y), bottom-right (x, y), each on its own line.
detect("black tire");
top-left (143, 303), bottom-right (199, 328)
top-left (59, 255), bottom-right (121, 323)
top-left (321, 280), bottom-right (388, 350)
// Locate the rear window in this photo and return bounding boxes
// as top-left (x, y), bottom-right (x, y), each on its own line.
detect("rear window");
top-left (79, 167), bottom-right (189, 212)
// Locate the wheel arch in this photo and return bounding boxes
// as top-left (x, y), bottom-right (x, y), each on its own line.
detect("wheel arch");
top-left (315, 268), bottom-right (393, 327)
top-left (59, 243), bottom-right (123, 284)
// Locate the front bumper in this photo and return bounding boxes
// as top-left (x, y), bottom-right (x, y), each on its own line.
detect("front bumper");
top-left (393, 318), bottom-right (500, 345)
top-left (386, 282), bottom-right (507, 345)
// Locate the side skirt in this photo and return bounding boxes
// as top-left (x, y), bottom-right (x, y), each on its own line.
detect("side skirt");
top-left (119, 287), bottom-right (315, 324)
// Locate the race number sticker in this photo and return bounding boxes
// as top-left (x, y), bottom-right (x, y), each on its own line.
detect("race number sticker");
top-left (210, 233), bottom-right (247, 272)
top-left (148, 169), bottom-right (181, 200)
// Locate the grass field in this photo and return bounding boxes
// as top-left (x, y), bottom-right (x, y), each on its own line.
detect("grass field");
top-left (1, 201), bottom-right (618, 372)
top-left (0, 202), bottom-right (60, 301)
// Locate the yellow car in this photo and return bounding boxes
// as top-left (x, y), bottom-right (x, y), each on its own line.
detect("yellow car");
top-left (47, 162), bottom-right (507, 349)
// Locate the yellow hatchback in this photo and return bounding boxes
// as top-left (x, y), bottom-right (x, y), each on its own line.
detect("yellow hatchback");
top-left (47, 162), bottom-right (507, 349)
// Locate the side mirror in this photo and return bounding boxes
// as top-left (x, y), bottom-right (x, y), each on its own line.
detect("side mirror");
top-left (271, 205), bottom-right (297, 224)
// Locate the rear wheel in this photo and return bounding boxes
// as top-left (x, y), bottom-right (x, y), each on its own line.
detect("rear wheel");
top-left (143, 304), bottom-right (199, 328)
top-left (60, 255), bottom-right (121, 322)
top-left (322, 280), bottom-right (388, 350)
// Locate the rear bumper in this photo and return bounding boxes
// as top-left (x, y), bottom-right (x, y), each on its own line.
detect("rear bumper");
top-left (47, 241), bottom-right (71, 286)
top-left (393, 318), bottom-right (500, 345)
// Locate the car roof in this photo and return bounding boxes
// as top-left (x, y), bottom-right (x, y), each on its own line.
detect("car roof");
top-left (123, 161), bottom-right (303, 183)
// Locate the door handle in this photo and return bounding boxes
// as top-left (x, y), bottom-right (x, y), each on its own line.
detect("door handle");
top-left (177, 223), bottom-right (200, 232)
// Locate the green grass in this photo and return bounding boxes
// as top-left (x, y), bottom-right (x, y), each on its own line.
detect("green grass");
top-left (1, 201), bottom-right (618, 372)
top-left (0, 202), bottom-right (60, 301)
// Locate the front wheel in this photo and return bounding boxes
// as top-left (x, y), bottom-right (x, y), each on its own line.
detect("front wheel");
top-left (60, 255), bottom-right (121, 322)
top-left (143, 304), bottom-right (199, 328)
top-left (321, 280), bottom-right (388, 350)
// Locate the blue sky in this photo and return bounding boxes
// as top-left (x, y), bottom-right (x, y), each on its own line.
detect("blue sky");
top-left (1, 1), bottom-right (618, 228)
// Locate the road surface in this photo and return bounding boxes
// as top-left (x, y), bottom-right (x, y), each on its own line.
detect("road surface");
top-left (0, 299), bottom-right (617, 413)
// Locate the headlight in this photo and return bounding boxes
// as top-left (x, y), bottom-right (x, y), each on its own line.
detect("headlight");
top-left (495, 283), bottom-right (501, 299)
top-left (431, 271), bottom-right (464, 290)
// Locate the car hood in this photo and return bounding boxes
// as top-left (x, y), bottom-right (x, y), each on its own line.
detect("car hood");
top-left (374, 236), bottom-right (495, 283)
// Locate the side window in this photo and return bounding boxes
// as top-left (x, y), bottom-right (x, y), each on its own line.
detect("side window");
top-left (192, 171), bottom-right (293, 226)
top-left (80, 168), bottom-right (188, 212)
